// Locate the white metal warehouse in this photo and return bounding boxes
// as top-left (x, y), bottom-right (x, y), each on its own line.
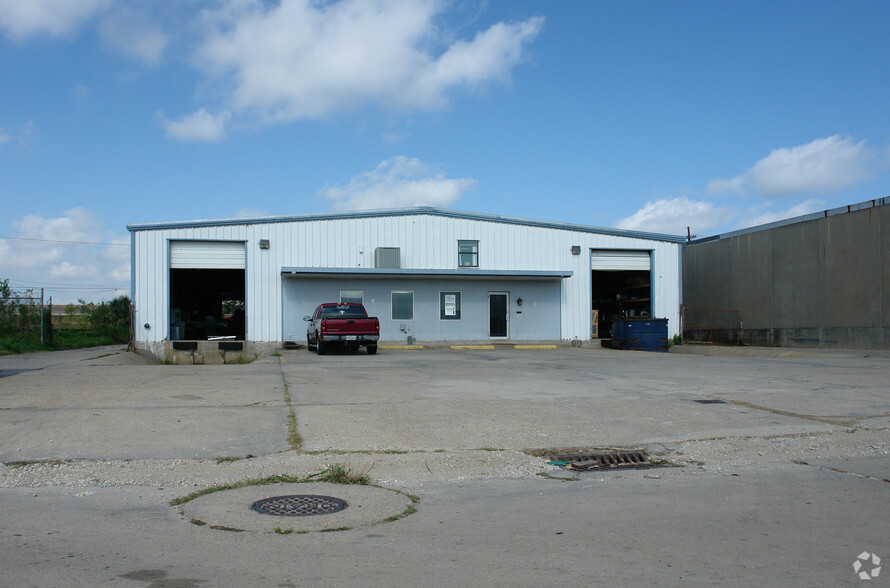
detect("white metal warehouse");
top-left (128, 207), bottom-right (684, 360)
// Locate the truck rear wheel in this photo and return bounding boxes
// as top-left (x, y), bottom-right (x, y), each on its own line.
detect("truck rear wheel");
top-left (367, 344), bottom-right (378, 355)
top-left (316, 335), bottom-right (327, 355)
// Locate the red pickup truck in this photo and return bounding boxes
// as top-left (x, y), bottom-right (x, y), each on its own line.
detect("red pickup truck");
top-left (304, 303), bottom-right (380, 355)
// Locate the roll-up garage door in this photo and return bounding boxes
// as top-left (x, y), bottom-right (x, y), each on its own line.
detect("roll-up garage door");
top-left (169, 241), bottom-right (245, 269)
top-left (590, 250), bottom-right (651, 271)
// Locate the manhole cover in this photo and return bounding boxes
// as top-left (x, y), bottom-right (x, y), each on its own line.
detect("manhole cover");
top-left (692, 399), bottom-right (726, 404)
top-left (251, 495), bottom-right (348, 517)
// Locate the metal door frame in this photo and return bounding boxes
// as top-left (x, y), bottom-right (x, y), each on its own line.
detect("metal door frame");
top-left (488, 291), bottom-right (509, 339)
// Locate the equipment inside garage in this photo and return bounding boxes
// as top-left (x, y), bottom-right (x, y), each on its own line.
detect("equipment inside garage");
top-left (169, 269), bottom-right (245, 340)
top-left (168, 241), bottom-right (246, 341)
top-left (590, 250), bottom-right (651, 339)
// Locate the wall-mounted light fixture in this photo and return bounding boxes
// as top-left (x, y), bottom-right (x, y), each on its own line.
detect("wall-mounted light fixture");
top-left (516, 297), bottom-right (523, 306)
top-left (259, 239), bottom-right (270, 250)
top-left (144, 323), bottom-right (151, 329)
top-left (571, 245), bottom-right (581, 255)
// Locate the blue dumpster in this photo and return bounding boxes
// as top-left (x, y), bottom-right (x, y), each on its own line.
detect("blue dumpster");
top-left (611, 318), bottom-right (668, 352)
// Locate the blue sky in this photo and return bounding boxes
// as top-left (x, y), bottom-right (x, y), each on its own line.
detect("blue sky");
top-left (1, 0), bottom-right (889, 303)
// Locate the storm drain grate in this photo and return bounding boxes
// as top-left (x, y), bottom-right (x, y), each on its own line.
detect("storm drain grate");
top-left (692, 399), bottom-right (727, 404)
top-left (251, 495), bottom-right (348, 517)
top-left (550, 450), bottom-right (652, 471)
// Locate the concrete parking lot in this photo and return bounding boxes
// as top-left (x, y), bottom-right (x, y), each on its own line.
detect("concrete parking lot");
top-left (1, 344), bottom-right (888, 586)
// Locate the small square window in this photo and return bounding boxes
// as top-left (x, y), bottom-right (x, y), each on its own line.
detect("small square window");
top-left (340, 290), bottom-right (363, 304)
top-left (458, 240), bottom-right (478, 267)
top-left (391, 291), bottom-right (414, 320)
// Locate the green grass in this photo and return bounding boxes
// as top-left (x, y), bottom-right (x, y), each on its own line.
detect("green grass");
top-left (274, 526), bottom-right (294, 534)
top-left (169, 464), bottom-right (370, 507)
top-left (215, 454), bottom-right (256, 464)
top-left (0, 327), bottom-right (129, 355)
top-left (307, 463), bottom-right (370, 485)
top-left (278, 357), bottom-right (303, 451)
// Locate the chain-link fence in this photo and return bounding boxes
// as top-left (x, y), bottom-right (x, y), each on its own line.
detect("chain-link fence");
top-left (0, 284), bottom-right (46, 345)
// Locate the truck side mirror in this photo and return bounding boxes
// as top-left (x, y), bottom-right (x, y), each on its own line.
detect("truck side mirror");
top-left (303, 315), bottom-right (311, 321)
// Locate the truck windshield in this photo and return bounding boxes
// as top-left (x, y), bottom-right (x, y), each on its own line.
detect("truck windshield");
top-left (320, 305), bottom-right (367, 318)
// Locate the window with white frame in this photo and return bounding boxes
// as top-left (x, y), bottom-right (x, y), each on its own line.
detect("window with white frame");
top-left (458, 240), bottom-right (478, 267)
top-left (391, 291), bottom-right (414, 320)
top-left (340, 290), bottom-right (363, 304)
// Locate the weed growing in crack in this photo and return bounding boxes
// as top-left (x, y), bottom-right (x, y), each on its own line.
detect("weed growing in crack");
top-left (215, 454), bottom-right (256, 464)
top-left (274, 527), bottom-right (294, 535)
top-left (309, 464), bottom-right (370, 485)
top-left (169, 464), bottom-right (370, 506)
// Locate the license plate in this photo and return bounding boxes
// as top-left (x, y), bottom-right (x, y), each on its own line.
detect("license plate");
top-left (345, 335), bottom-right (357, 341)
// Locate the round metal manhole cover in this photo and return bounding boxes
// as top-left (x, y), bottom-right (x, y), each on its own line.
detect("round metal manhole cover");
top-left (251, 495), bottom-right (349, 517)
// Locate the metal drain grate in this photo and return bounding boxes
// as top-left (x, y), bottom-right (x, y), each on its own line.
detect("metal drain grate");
top-left (251, 495), bottom-right (348, 517)
top-left (550, 450), bottom-right (651, 471)
top-left (692, 399), bottom-right (727, 404)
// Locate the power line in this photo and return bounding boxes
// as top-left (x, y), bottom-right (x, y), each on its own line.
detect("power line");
top-left (7, 278), bottom-right (129, 292)
top-left (0, 236), bottom-right (129, 247)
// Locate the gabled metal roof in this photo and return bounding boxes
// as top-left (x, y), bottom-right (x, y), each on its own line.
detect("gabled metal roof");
top-left (127, 206), bottom-right (686, 244)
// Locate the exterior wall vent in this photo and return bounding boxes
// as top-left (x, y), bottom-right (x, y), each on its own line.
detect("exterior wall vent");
top-left (374, 247), bottom-right (401, 268)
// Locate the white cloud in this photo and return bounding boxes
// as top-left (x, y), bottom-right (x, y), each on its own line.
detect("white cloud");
top-left (1, 208), bottom-right (129, 303)
top-left (182, 0), bottom-right (542, 135)
top-left (234, 207), bottom-right (269, 218)
top-left (71, 84), bottom-right (90, 100)
top-left (0, 120), bottom-right (35, 152)
top-left (736, 199), bottom-right (824, 230)
top-left (318, 156), bottom-right (476, 211)
top-left (98, 8), bottom-right (168, 66)
top-left (0, 0), bottom-right (110, 40)
top-left (160, 108), bottom-right (231, 142)
top-left (50, 261), bottom-right (98, 279)
top-left (407, 17), bottom-right (544, 106)
top-left (614, 196), bottom-right (737, 237)
top-left (14, 207), bottom-right (104, 242)
top-left (708, 135), bottom-right (873, 196)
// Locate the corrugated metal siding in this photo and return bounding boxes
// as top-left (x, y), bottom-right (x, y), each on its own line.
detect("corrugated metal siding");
top-left (131, 212), bottom-right (681, 344)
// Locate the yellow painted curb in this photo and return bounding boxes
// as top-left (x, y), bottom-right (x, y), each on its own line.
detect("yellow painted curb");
top-left (513, 345), bottom-right (558, 350)
top-left (379, 345), bottom-right (424, 350)
top-left (450, 345), bottom-right (496, 350)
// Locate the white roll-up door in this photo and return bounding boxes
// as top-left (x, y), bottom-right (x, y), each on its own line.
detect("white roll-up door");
top-left (590, 250), bottom-right (651, 271)
top-left (170, 241), bottom-right (245, 269)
